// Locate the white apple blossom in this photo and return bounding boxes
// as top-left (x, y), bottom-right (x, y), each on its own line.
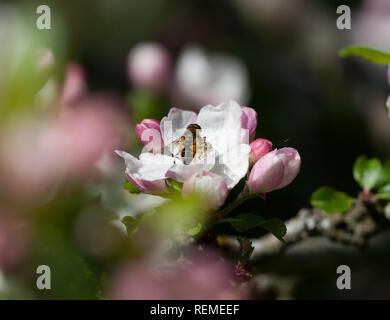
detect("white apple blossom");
top-left (116, 101), bottom-right (251, 190)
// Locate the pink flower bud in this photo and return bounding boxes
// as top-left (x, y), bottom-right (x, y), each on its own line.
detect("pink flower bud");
top-left (127, 42), bottom-right (171, 92)
top-left (241, 106), bottom-right (258, 142)
top-left (249, 138), bottom-right (273, 165)
top-left (182, 171), bottom-right (228, 210)
top-left (135, 119), bottom-right (163, 152)
top-left (248, 148), bottom-right (301, 195)
top-left (126, 174), bottom-right (167, 194)
top-left (387, 95), bottom-right (390, 117)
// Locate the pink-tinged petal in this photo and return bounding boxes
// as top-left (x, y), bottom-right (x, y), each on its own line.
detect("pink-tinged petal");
top-left (135, 119), bottom-right (163, 152)
top-left (276, 148), bottom-right (301, 189)
top-left (127, 42), bottom-right (171, 92)
top-left (249, 138), bottom-right (273, 165)
top-left (116, 150), bottom-right (174, 183)
top-left (248, 150), bottom-right (285, 194)
top-left (59, 62), bottom-right (88, 106)
top-left (126, 174), bottom-right (167, 194)
top-left (116, 150), bottom-right (169, 194)
top-left (182, 171), bottom-right (228, 210)
top-left (241, 106), bottom-right (258, 142)
top-left (160, 107), bottom-right (197, 145)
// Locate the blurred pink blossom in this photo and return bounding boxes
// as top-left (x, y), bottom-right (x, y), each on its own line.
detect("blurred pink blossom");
top-left (127, 42), bottom-right (172, 92)
top-left (0, 213), bottom-right (30, 271)
top-left (353, 0), bottom-right (390, 52)
top-left (109, 250), bottom-right (248, 300)
top-left (173, 46), bottom-right (250, 109)
top-left (248, 147), bottom-right (301, 195)
top-left (0, 62), bottom-right (130, 202)
top-left (59, 62), bottom-right (88, 107)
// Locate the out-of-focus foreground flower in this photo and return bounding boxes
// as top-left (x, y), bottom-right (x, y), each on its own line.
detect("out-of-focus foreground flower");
top-left (0, 59), bottom-right (130, 203)
top-left (174, 46), bottom-right (250, 108)
top-left (0, 213), bottom-right (30, 271)
top-left (127, 42), bottom-right (172, 93)
top-left (353, 0), bottom-right (390, 53)
top-left (109, 250), bottom-right (248, 300)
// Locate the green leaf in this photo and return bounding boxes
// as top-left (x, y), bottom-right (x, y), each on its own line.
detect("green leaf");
top-left (121, 216), bottom-right (140, 234)
top-left (377, 184), bottom-right (390, 200)
top-left (311, 187), bottom-right (354, 214)
top-left (339, 46), bottom-right (390, 65)
top-left (227, 213), bottom-right (263, 232)
top-left (187, 223), bottom-right (202, 236)
top-left (225, 214), bottom-right (287, 242)
top-left (258, 219), bottom-right (287, 242)
top-left (383, 161), bottom-right (390, 184)
top-left (353, 156), bottom-right (383, 190)
top-left (123, 180), bottom-right (141, 194)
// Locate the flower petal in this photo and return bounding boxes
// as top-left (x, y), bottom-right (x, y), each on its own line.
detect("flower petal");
top-left (135, 119), bottom-right (164, 152)
top-left (115, 150), bottom-right (174, 181)
top-left (160, 108), bottom-right (197, 145)
top-left (248, 150), bottom-right (285, 194)
top-left (241, 106), bottom-right (258, 142)
top-left (212, 143), bottom-right (250, 189)
top-left (126, 173), bottom-right (167, 194)
top-left (167, 160), bottom-right (214, 182)
top-left (275, 148), bottom-right (301, 190)
top-left (197, 100), bottom-right (243, 156)
top-left (182, 171), bottom-right (228, 210)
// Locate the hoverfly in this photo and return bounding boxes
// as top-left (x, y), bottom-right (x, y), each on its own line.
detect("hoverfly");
top-left (167, 123), bottom-right (213, 165)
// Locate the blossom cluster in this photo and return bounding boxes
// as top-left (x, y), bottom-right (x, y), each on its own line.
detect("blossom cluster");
top-left (117, 100), bottom-right (301, 210)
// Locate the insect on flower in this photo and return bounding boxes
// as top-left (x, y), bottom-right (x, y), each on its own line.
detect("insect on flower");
top-left (167, 123), bottom-right (214, 165)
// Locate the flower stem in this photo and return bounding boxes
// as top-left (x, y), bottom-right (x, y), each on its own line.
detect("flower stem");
top-left (214, 191), bottom-right (256, 220)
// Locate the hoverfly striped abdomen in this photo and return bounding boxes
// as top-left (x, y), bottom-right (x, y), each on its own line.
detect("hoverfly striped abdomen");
top-left (180, 123), bottom-right (201, 165)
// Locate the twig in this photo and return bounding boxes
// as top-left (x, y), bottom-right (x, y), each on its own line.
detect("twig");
top-left (221, 199), bottom-right (390, 262)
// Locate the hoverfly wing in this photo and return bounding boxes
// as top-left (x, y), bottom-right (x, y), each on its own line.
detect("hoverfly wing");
top-left (164, 137), bottom-right (183, 160)
top-left (193, 138), bottom-right (215, 164)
